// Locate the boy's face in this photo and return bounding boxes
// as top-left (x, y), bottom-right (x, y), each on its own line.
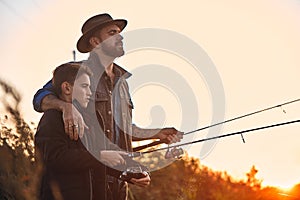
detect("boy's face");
top-left (72, 73), bottom-right (92, 108)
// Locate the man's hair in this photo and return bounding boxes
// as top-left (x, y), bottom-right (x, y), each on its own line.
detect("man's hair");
top-left (52, 62), bottom-right (93, 95)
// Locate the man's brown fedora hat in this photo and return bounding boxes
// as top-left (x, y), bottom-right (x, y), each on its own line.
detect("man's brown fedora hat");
top-left (76, 13), bottom-right (127, 53)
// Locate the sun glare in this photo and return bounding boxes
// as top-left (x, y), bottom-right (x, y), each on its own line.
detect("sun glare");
top-left (279, 185), bottom-right (294, 193)
top-left (275, 184), bottom-right (297, 199)
top-left (262, 178), bottom-right (298, 191)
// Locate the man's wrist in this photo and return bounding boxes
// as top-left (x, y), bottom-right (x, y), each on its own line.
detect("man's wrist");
top-left (148, 129), bottom-right (162, 139)
top-left (133, 127), bottom-right (161, 140)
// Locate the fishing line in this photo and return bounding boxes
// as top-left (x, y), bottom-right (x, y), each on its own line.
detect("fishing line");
top-left (184, 98), bottom-right (300, 135)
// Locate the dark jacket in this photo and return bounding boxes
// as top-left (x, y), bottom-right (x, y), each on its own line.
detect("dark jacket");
top-left (35, 109), bottom-right (122, 200)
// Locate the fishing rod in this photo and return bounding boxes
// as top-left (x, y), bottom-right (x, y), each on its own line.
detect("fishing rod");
top-left (130, 119), bottom-right (300, 158)
top-left (185, 98), bottom-right (300, 135)
top-left (133, 98), bottom-right (300, 151)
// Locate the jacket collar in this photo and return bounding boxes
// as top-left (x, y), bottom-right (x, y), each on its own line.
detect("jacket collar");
top-left (86, 51), bottom-right (132, 79)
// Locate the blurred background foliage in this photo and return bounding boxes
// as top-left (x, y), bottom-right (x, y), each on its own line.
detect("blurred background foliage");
top-left (0, 79), bottom-right (41, 200)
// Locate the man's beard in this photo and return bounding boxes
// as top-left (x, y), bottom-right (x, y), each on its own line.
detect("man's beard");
top-left (101, 42), bottom-right (125, 58)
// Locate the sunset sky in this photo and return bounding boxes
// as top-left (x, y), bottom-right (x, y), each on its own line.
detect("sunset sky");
top-left (1, 0), bottom-right (300, 190)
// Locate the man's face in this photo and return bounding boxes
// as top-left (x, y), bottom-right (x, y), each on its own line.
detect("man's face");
top-left (93, 24), bottom-right (124, 58)
top-left (72, 73), bottom-right (92, 108)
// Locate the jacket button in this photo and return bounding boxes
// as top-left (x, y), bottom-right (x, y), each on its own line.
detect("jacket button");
top-left (106, 129), bottom-right (110, 133)
top-left (108, 111), bottom-right (112, 115)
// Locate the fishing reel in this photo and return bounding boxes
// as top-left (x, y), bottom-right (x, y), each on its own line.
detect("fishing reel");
top-left (165, 146), bottom-right (184, 159)
top-left (120, 165), bottom-right (149, 181)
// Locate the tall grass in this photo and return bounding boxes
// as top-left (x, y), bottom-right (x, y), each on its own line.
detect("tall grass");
top-left (0, 79), bottom-right (41, 200)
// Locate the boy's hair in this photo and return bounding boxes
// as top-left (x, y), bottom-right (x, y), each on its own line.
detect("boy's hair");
top-left (52, 62), bottom-right (93, 95)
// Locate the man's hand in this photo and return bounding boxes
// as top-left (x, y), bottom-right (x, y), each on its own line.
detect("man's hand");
top-left (62, 103), bottom-right (87, 140)
top-left (156, 128), bottom-right (183, 144)
top-left (100, 151), bottom-right (127, 167)
top-left (130, 172), bottom-right (151, 187)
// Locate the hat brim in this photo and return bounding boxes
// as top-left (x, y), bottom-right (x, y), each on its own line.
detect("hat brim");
top-left (76, 19), bottom-right (127, 53)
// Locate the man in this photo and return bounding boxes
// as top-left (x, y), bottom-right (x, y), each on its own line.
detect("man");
top-left (33, 13), bottom-right (183, 199)
top-left (35, 62), bottom-right (144, 200)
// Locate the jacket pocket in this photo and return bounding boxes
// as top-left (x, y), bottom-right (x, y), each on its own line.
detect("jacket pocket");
top-left (95, 91), bottom-right (109, 101)
top-left (94, 91), bottom-right (109, 131)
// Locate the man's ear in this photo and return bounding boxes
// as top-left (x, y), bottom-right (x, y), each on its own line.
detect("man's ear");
top-left (61, 81), bottom-right (72, 95)
top-left (89, 36), bottom-right (100, 48)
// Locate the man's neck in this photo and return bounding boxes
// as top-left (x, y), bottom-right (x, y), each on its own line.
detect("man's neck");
top-left (105, 63), bottom-right (114, 78)
top-left (94, 51), bottom-right (115, 78)
top-left (94, 50), bottom-right (114, 66)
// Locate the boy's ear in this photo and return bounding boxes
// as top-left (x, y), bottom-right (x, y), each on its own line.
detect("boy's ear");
top-left (61, 81), bottom-right (72, 95)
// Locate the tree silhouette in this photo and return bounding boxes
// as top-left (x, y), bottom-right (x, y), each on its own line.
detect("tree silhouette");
top-left (245, 165), bottom-right (262, 190)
